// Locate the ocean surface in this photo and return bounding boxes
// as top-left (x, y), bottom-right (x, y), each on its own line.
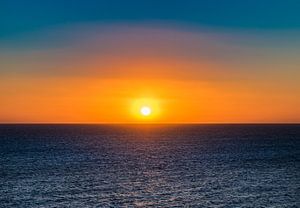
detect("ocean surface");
top-left (0, 124), bottom-right (299, 207)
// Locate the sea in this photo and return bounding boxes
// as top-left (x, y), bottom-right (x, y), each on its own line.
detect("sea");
top-left (0, 124), bottom-right (299, 207)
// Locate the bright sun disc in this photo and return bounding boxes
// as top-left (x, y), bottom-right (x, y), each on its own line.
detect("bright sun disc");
top-left (140, 106), bottom-right (151, 116)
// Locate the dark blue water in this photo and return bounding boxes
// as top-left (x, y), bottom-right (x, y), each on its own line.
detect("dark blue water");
top-left (0, 124), bottom-right (299, 207)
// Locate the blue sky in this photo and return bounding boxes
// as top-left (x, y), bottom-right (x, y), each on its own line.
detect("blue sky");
top-left (1, 0), bottom-right (300, 39)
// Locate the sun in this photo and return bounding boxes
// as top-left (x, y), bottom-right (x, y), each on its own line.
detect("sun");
top-left (140, 106), bottom-right (151, 116)
top-left (131, 98), bottom-right (160, 121)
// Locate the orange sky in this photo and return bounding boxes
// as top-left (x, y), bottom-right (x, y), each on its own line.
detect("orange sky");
top-left (0, 26), bottom-right (299, 123)
top-left (1, 74), bottom-right (299, 123)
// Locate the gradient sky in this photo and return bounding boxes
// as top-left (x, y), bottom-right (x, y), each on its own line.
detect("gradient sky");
top-left (1, 0), bottom-right (300, 123)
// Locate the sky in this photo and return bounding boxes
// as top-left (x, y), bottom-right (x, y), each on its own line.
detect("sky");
top-left (1, 0), bottom-right (300, 123)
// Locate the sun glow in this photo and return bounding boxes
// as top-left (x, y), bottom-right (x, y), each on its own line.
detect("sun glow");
top-left (140, 106), bottom-right (151, 116)
top-left (131, 98), bottom-right (160, 121)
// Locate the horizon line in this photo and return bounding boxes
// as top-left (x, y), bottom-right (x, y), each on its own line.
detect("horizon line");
top-left (0, 122), bottom-right (299, 125)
